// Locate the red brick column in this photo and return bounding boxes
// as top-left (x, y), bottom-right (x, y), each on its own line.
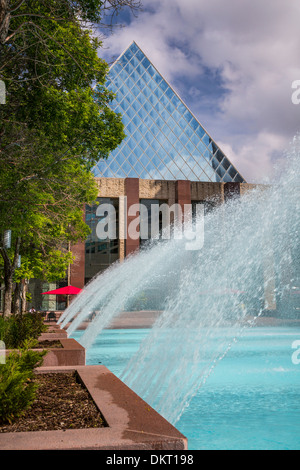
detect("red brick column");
top-left (70, 207), bottom-right (86, 289)
top-left (70, 241), bottom-right (86, 289)
top-left (224, 182), bottom-right (241, 202)
top-left (125, 178), bottom-right (140, 256)
top-left (175, 180), bottom-right (191, 223)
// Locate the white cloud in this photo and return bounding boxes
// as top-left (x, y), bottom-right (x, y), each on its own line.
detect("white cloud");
top-left (99, 0), bottom-right (300, 183)
top-left (219, 132), bottom-right (289, 184)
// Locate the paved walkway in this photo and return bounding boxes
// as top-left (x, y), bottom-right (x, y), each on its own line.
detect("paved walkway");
top-left (65, 311), bottom-right (300, 331)
top-left (72, 310), bottom-right (163, 330)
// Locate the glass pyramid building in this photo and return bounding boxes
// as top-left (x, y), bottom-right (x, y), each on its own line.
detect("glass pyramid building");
top-left (93, 42), bottom-right (245, 183)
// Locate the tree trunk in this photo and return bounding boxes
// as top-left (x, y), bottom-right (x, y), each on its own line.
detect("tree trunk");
top-left (0, 236), bottom-right (21, 317)
top-left (21, 279), bottom-right (29, 314)
top-left (12, 282), bottom-right (21, 315)
top-left (3, 276), bottom-right (13, 316)
top-left (0, 0), bottom-right (10, 44)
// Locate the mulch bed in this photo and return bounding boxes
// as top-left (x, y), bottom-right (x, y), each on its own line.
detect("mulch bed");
top-left (0, 372), bottom-right (106, 433)
top-left (33, 340), bottom-right (63, 349)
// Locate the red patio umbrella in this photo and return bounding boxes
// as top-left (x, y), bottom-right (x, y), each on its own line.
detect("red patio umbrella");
top-left (42, 286), bottom-right (82, 295)
top-left (42, 285), bottom-right (82, 309)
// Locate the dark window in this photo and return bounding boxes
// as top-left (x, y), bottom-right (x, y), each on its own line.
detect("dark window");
top-left (85, 198), bottom-right (119, 280)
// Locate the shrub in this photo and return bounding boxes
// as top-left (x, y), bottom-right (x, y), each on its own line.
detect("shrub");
top-left (0, 341), bottom-right (46, 425)
top-left (0, 313), bottom-right (47, 349)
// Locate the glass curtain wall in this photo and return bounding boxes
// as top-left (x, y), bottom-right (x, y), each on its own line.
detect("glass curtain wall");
top-left (93, 42), bottom-right (245, 184)
top-left (140, 199), bottom-right (164, 247)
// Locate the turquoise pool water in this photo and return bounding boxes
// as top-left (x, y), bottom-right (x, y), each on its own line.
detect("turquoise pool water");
top-left (71, 327), bottom-right (300, 450)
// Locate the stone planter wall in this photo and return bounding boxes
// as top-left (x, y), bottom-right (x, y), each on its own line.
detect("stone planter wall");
top-left (37, 338), bottom-right (86, 367)
top-left (1, 321), bottom-right (188, 450)
top-left (39, 328), bottom-right (68, 341)
top-left (0, 365), bottom-right (188, 450)
top-left (6, 338), bottom-right (85, 367)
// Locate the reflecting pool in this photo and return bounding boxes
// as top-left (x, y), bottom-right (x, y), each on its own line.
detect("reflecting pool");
top-left (72, 326), bottom-right (300, 450)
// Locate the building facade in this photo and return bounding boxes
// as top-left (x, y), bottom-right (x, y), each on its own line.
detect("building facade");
top-left (82, 42), bottom-right (249, 285)
top-left (29, 42), bottom-right (262, 311)
top-left (83, 178), bottom-right (251, 284)
top-left (94, 42), bottom-right (245, 184)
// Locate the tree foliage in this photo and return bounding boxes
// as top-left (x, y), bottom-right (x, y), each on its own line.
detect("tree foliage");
top-left (0, 0), bottom-right (138, 314)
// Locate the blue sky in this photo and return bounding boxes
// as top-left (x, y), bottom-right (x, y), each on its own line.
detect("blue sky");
top-left (97, 0), bottom-right (300, 183)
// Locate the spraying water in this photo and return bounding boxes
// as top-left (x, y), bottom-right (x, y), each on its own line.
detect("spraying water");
top-left (59, 136), bottom-right (300, 425)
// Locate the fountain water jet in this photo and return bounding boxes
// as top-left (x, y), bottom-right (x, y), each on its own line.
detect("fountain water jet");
top-left (60, 136), bottom-right (300, 425)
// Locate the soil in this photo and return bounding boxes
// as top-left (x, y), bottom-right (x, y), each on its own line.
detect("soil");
top-left (33, 340), bottom-right (63, 349)
top-left (0, 372), bottom-right (106, 433)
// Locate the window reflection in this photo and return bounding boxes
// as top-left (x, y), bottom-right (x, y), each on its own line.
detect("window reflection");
top-left (85, 198), bottom-right (120, 282)
top-left (93, 42), bottom-right (245, 184)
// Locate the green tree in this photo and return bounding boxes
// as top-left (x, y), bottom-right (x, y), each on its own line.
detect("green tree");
top-left (0, 129), bottom-right (103, 315)
top-left (0, 0), bottom-right (141, 46)
top-left (12, 248), bottom-right (75, 314)
top-left (0, 0), bottom-right (138, 315)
